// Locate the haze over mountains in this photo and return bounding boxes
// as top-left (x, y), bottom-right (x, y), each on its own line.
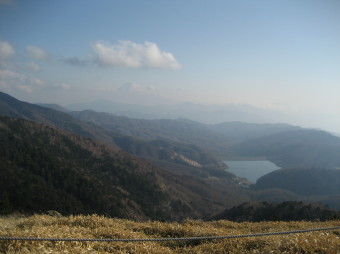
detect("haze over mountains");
top-left (64, 84), bottom-right (340, 135)
top-left (34, 81), bottom-right (339, 136)
top-left (1, 91), bottom-right (340, 218)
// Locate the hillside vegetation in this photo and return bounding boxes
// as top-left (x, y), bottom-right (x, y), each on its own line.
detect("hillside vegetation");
top-left (0, 117), bottom-right (169, 219)
top-left (210, 201), bottom-right (340, 222)
top-left (0, 116), bottom-right (249, 219)
top-left (0, 215), bottom-right (339, 253)
top-left (0, 92), bottom-right (230, 179)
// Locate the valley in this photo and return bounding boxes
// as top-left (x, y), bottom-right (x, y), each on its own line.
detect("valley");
top-left (224, 160), bottom-right (280, 183)
top-left (1, 91), bottom-right (340, 218)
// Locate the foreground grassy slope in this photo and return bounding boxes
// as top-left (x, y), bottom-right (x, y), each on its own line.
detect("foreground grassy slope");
top-left (1, 215), bottom-right (339, 253)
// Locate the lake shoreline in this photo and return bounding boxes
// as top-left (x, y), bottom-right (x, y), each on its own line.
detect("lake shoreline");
top-left (224, 160), bottom-right (280, 183)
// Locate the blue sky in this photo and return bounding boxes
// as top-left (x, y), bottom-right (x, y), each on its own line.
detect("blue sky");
top-left (0, 0), bottom-right (339, 131)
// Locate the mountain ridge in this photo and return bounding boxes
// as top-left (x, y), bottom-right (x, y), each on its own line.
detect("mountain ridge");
top-left (0, 92), bottom-right (230, 178)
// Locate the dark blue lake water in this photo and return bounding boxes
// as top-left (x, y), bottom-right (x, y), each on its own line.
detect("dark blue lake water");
top-left (224, 160), bottom-right (280, 183)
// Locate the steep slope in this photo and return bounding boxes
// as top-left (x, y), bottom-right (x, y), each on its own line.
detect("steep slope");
top-left (0, 91), bottom-right (117, 146)
top-left (0, 116), bottom-right (249, 219)
top-left (0, 92), bottom-right (229, 178)
top-left (231, 129), bottom-right (340, 168)
top-left (0, 116), bottom-right (168, 219)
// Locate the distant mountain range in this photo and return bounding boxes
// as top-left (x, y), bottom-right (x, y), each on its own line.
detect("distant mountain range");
top-left (69, 110), bottom-right (232, 158)
top-left (1, 91), bottom-right (340, 215)
top-left (65, 98), bottom-right (340, 136)
top-left (67, 100), bottom-right (292, 124)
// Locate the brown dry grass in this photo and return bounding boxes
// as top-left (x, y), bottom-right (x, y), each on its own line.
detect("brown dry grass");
top-left (0, 214), bottom-right (339, 253)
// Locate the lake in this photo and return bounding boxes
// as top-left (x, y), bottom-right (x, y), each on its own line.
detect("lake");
top-left (224, 160), bottom-right (280, 183)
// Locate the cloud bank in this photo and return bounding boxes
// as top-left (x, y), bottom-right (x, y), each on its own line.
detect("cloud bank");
top-left (0, 69), bottom-right (69, 94)
top-left (92, 41), bottom-right (181, 69)
top-left (0, 69), bottom-right (45, 93)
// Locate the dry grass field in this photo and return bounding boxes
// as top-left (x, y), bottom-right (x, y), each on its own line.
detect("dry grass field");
top-left (0, 214), bottom-right (339, 253)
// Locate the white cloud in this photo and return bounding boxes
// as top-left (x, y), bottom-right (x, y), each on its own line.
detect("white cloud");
top-left (0, 69), bottom-right (70, 93)
top-left (146, 85), bottom-right (156, 91)
top-left (26, 45), bottom-right (48, 60)
top-left (17, 84), bottom-right (34, 93)
top-left (92, 41), bottom-right (181, 69)
top-left (29, 77), bottom-right (45, 86)
top-left (118, 82), bottom-right (144, 92)
top-left (118, 82), bottom-right (158, 93)
top-left (0, 40), bottom-right (15, 59)
top-left (0, 69), bottom-right (23, 80)
top-left (0, 69), bottom-right (45, 93)
top-left (26, 62), bottom-right (41, 72)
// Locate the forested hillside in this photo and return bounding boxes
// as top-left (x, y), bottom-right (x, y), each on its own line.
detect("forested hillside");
top-left (0, 116), bottom-right (249, 219)
top-left (210, 201), bottom-right (340, 222)
top-left (255, 168), bottom-right (340, 196)
top-left (0, 92), bottom-right (230, 178)
top-left (0, 116), bottom-right (169, 219)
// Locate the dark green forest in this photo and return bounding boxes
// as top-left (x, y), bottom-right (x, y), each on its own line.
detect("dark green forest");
top-left (0, 117), bottom-right (178, 219)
